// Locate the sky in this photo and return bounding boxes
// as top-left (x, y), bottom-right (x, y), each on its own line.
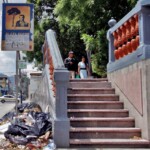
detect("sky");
top-left (0, 0), bottom-right (36, 76)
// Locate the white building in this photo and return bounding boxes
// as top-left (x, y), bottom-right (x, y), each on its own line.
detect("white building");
top-left (28, 72), bottom-right (42, 100)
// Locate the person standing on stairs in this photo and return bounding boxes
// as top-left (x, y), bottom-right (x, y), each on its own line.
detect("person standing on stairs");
top-left (64, 51), bottom-right (77, 79)
top-left (78, 56), bottom-right (89, 79)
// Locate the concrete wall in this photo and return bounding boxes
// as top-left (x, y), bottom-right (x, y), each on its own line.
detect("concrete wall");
top-left (32, 67), bottom-right (54, 113)
top-left (108, 59), bottom-right (150, 140)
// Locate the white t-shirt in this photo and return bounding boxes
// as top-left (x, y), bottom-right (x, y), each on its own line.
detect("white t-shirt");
top-left (78, 62), bottom-right (86, 68)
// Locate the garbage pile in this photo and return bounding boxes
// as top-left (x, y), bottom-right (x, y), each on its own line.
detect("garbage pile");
top-left (0, 102), bottom-right (54, 150)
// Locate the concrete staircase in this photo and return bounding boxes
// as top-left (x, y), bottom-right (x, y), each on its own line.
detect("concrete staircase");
top-left (67, 78), bottom-right (150, 148)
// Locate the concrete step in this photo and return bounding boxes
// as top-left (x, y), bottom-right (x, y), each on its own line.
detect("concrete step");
top-left (70, 117), bottom-right (135, 128)
top-left (69, 82), bottom-right (111, 88)
top-left (68, 88), bottom-right (115, 94)
top-left (70, 78), bottom-right (108, 82)
top-left (68, 109), bottom-right (129, 117)
top-left (70, 127), bottom-right (141, 139)
top-left (70, 139), bottom-right (150, 148)
top-left (68, 94), bottom-right (119, 101)
top-left (68, 101), bottom-right (124, 109)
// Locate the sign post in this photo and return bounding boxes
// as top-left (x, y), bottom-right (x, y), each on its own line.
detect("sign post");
top-left (1, 3), bottom-right (34, 114)
top-left (16, 51), bottom-right (19, 114)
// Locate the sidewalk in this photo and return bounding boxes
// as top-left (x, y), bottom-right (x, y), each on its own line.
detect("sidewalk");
top-left (0, 103), bottom-right (15, 118)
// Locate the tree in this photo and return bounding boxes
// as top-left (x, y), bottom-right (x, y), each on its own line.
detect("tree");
top-left (25, 0), bottom-right (58, 64)
top-left (26, 0), bottom-right (137, 76)
top-left (7, 8), bottom-right (21, 27)
top-left (26, 0), bottom-right (87, 65)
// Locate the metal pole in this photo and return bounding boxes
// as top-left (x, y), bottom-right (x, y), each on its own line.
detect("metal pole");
top-left (15, 51), bottom-right (19, 115)
top-left (18, 53), bottom-right (22, 104)
top-left (20, 73), bottom-right (23, 104)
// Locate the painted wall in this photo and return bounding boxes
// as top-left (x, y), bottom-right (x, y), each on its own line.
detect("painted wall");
top-left (28, 72), bottom-right (42, 100)
top-left (108, 59), bottom-right (150, 140)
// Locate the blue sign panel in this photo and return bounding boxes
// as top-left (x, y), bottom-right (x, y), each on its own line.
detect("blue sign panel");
top-left (1, 3), bottom-right (34, 51)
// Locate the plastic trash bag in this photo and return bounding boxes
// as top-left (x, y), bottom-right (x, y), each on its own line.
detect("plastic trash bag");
top-left (5, 134), bottom-right (29, 145)
top-left (4, 111), bottom-right (52, 145)
top-left (17, 102), bottom-right (42, 113)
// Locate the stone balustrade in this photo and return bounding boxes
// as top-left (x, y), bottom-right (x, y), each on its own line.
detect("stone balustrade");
top-left (107, 0), bottom-right (150, 72)
top-left (33, 29), bottom-right (70, 148)
top-left (113, 14), bottom-right (139, 60)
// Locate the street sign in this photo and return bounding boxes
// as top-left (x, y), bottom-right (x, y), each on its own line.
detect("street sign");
top-left (1, 3), bottom-right (34, 51)
top-left (18, 60), bottom-right (27, 69)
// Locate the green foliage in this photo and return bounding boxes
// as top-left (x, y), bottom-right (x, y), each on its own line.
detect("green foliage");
top-left (25, 0), bottom-right (58, 64)
top-left (26, 0), bottom-right (86, 64)
top-left (128, 0), bottom-right (137, 7)
top-left (26, 19), bottom-right (49, 63)
top-left (57, 28), bottom-right (86, 62)
top-left (26, 0), bottom-right (138, 76)
top-left (81, 34), bottom-right (96, 52)
top-left (91, 53), bottom-right (107, 77)
top-left (54, 0), bottom-right (136, 76)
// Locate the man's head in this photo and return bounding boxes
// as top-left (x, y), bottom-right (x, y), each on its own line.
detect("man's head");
top-left (68, 51), bottom-right (74, 58)
top-left (19, 14), bottom-right (25, 21)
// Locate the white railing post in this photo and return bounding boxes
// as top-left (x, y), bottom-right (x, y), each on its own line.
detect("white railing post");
top-left (53, 68), bottom-right (70, 147)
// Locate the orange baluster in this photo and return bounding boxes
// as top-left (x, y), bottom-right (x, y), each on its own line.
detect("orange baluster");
top-left (114, 49), bottom-right (119, 60)
top-left (51, 81), bottom-right (55, 86)
top-left (134, 14), bottom-right (139, 35)
top-left (121, 45), bottom-right (125, 56)
top-left (131, 38), bottom-right (137, 51)
top-left (48, 50), bottom-right (52, 65)
top-left (119, 27), bottom-right (124, 45)
top-left (49, 63), bottom-right (54, 70)
top-left (116, 29), bottom-right (122, 46)
top-left (129, 17), bottom-right (136, 37)
top-left (44, 50), bottom-right (47, 61)
top-left (50, 75), bottom-right (53, 80)
top-left (50, 71), bottom-right (53, 75)
top-left (52, 86), bottom-right (55, 91)
top-left (113, 31), bottom-right (119, 48)
top-left (120, 25), bottom-right (126, 44)
top-left (126, 41), bottom-right (132, 53)
top-left (118, 47), bottom-right (124, 58)
top-left (122, 44), bottom-right (128, 55)
top-left (49, 56), bottom-right (53, 65)
top-left (135, 35), bottom-right (140, 48)
top-left (124, 21), bottom-right (131, 41)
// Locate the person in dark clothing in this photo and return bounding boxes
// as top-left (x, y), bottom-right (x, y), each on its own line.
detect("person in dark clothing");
top-left (64, 51), bottom-right (77, 79)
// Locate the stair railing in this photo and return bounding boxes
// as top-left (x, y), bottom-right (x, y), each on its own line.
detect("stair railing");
top-left (33, 29), bottom-right (70, 148)
top-left (107, 0), bottom-right (150, 72)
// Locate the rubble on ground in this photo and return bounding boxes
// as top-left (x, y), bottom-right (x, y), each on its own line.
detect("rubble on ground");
top-left (0, 102), bottom-right (53, 150)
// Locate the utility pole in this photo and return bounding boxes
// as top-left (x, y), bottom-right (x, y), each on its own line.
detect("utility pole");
top-left (15, 51), bottom-right (19, 115)
top-left (19, 67), bottom-right (23, 104)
